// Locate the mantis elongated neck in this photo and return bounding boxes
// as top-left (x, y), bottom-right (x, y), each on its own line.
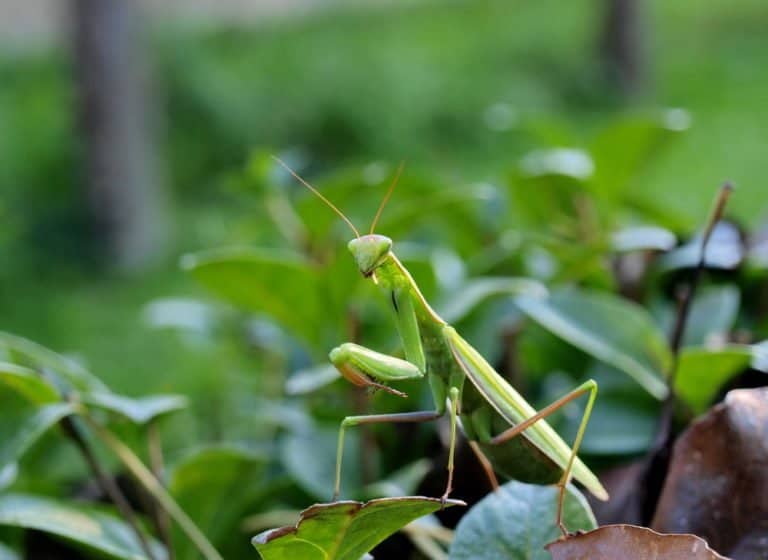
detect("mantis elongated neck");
top-left (375, 253), bottom-right (445, 325)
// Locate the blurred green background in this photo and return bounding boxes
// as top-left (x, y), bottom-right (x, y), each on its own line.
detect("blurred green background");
top-left (1, 0), bottom-right (767, 556)
top-left (2, 0), bottom-right (765, 397)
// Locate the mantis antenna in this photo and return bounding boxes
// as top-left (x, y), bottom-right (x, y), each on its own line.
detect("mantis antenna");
top-left (370, 161), bottom-right (405, 235)
top-left (272, 155), bottom-right (360, 238)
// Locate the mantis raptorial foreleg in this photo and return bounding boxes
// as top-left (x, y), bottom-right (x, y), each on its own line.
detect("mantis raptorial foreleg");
top-left (330, 341), bottom-right (462, 503)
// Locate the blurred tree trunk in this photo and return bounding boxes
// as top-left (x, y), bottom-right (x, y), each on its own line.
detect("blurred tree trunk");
top-left (599, 0), bottom-right (646, 97)
top-left (70, 0), bottom-right (168, 271)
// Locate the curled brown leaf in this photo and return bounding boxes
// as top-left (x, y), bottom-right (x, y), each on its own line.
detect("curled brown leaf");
top-left (651, 388), bottom-right (768, 559)
top-left (546, 524), bottom-right (729, 559)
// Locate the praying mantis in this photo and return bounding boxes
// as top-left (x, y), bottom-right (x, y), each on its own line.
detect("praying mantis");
top-left (274, 157), bottom-right (609, 533)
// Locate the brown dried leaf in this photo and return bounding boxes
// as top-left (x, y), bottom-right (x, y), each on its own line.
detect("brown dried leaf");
top-left (546, 524), bottom-right (729, 559)
top-left (651, 388), bottom-right (768, 559)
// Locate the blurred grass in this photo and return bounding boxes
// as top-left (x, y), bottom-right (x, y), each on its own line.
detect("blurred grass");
top-left (1, 0), bottom-right (766, 403)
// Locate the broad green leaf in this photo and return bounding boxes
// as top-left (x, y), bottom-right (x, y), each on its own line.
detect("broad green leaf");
top-left (280, 427), bottom-right (361, 501)
top-left (611, 226), bottom-right (677, 253)
top-left (0, 493), bottom-right (164, 560)
top-left (675, 346), bottom-right (753, 414)
top-left (589, 111), bottom-right (687, 200)
top-left (182, 247), bottom-right (341, 350)
top-left (0, 362), bottom-right (59, 404)
top-left (438, 277), bottom-right (547, 324)
top-left (0, 403), bottom-right (75, 469)
top-left (169, 445), bottom-right (268, 557)
top-left (83, 392), bottom-right (188, 424)
top-left (516, 289), bottom-right (671, 399)
top-left (0, 332), bottom-right (107, 393)
top-left (0, 543), bottom-right (19, 560)
top-left (449, 481), bottom-right (597, 560)
top-left (252, 496), bottom-right (464, 560)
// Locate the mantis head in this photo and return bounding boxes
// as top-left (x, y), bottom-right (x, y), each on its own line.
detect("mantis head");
top-left (348, 234), bottom-right (393, 277)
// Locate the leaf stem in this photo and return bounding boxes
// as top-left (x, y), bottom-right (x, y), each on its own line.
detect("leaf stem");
top-left (59, 416), bottom-right (157, 560)
top-left (85, 417), bottom-right (223, 560)
top-left (148, 421), bottom-right (174, 560)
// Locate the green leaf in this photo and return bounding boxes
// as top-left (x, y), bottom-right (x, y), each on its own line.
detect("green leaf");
top-left (675, 346), bottom-right (753, 414)
top-left (0, 403), bottom-right (75, 469)
top-left (611, 226), bottom-right (677, 253)
top-left (516, 289), bottom-right (671, 399)
top-left (589, 111), bottom-right (686, 200)
top-left (252, 496), bottom-right (464, 560)
top-left (181, 247), bottom-right (342, 350)
top-left (0, 332), bottom-right (107, 393)
top-left (169, 445), bottom-right (268, 555)
top-left (83, 392), bottom-right (188, 425)
top-left (438, 277), bottom-right (547, 324)
top-left (0, 362), bottom-right (59, 404)
top-left (449, 481), bottom-right (597, 560)
top-left (0, 493), bottom-right (164, 560)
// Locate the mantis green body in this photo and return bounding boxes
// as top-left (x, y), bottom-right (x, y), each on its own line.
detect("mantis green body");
top-left (275, 158), bottom-right (608, 533)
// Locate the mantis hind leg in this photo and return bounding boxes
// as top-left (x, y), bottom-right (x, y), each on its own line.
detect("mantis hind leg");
top-left (488, 379), bottom-right (598, 535)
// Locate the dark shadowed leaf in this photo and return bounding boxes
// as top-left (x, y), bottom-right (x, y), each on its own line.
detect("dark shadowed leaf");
top-left (516, 289), bottom-right (671, 399)
top-left (449, 481), bottom-right (596, 560)
top-left (0, 404), bottom-right (75, 469)
top-left (0, 362), bottom-right (59, 404)
top-left (651, 388), bottom-right (768, 559)
top-left (0, 494), bottom-right (165, 560)
top-left (546, 525), bottom-right (728, 559)
top-left (252, 497), bottom-right (463, 560)
top-left (675, 346), bottom-right (752, 414)
top-left (83, 392), bottom-right (188, 424)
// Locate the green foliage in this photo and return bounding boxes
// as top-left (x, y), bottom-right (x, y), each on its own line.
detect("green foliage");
top-left (449, 481), bottom-right (596, 559)
top-left (2, 1), bottom-right (767, 557)
top-left (0, 494), bottom-right (165, 560)
top-left (252, 497), bottom-right (463, 560)
top-left (516, 289), bottom-right (671, 399)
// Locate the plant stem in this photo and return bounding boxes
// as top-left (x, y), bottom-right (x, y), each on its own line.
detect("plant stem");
top-left (666, 182), bottom-right (734, 396)
top-left (60, 416), bottom-right (156, 560)
top-left (148, 421), bottom-right (174, 560)
top-left (85, 417), bottom-right (223, 560)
